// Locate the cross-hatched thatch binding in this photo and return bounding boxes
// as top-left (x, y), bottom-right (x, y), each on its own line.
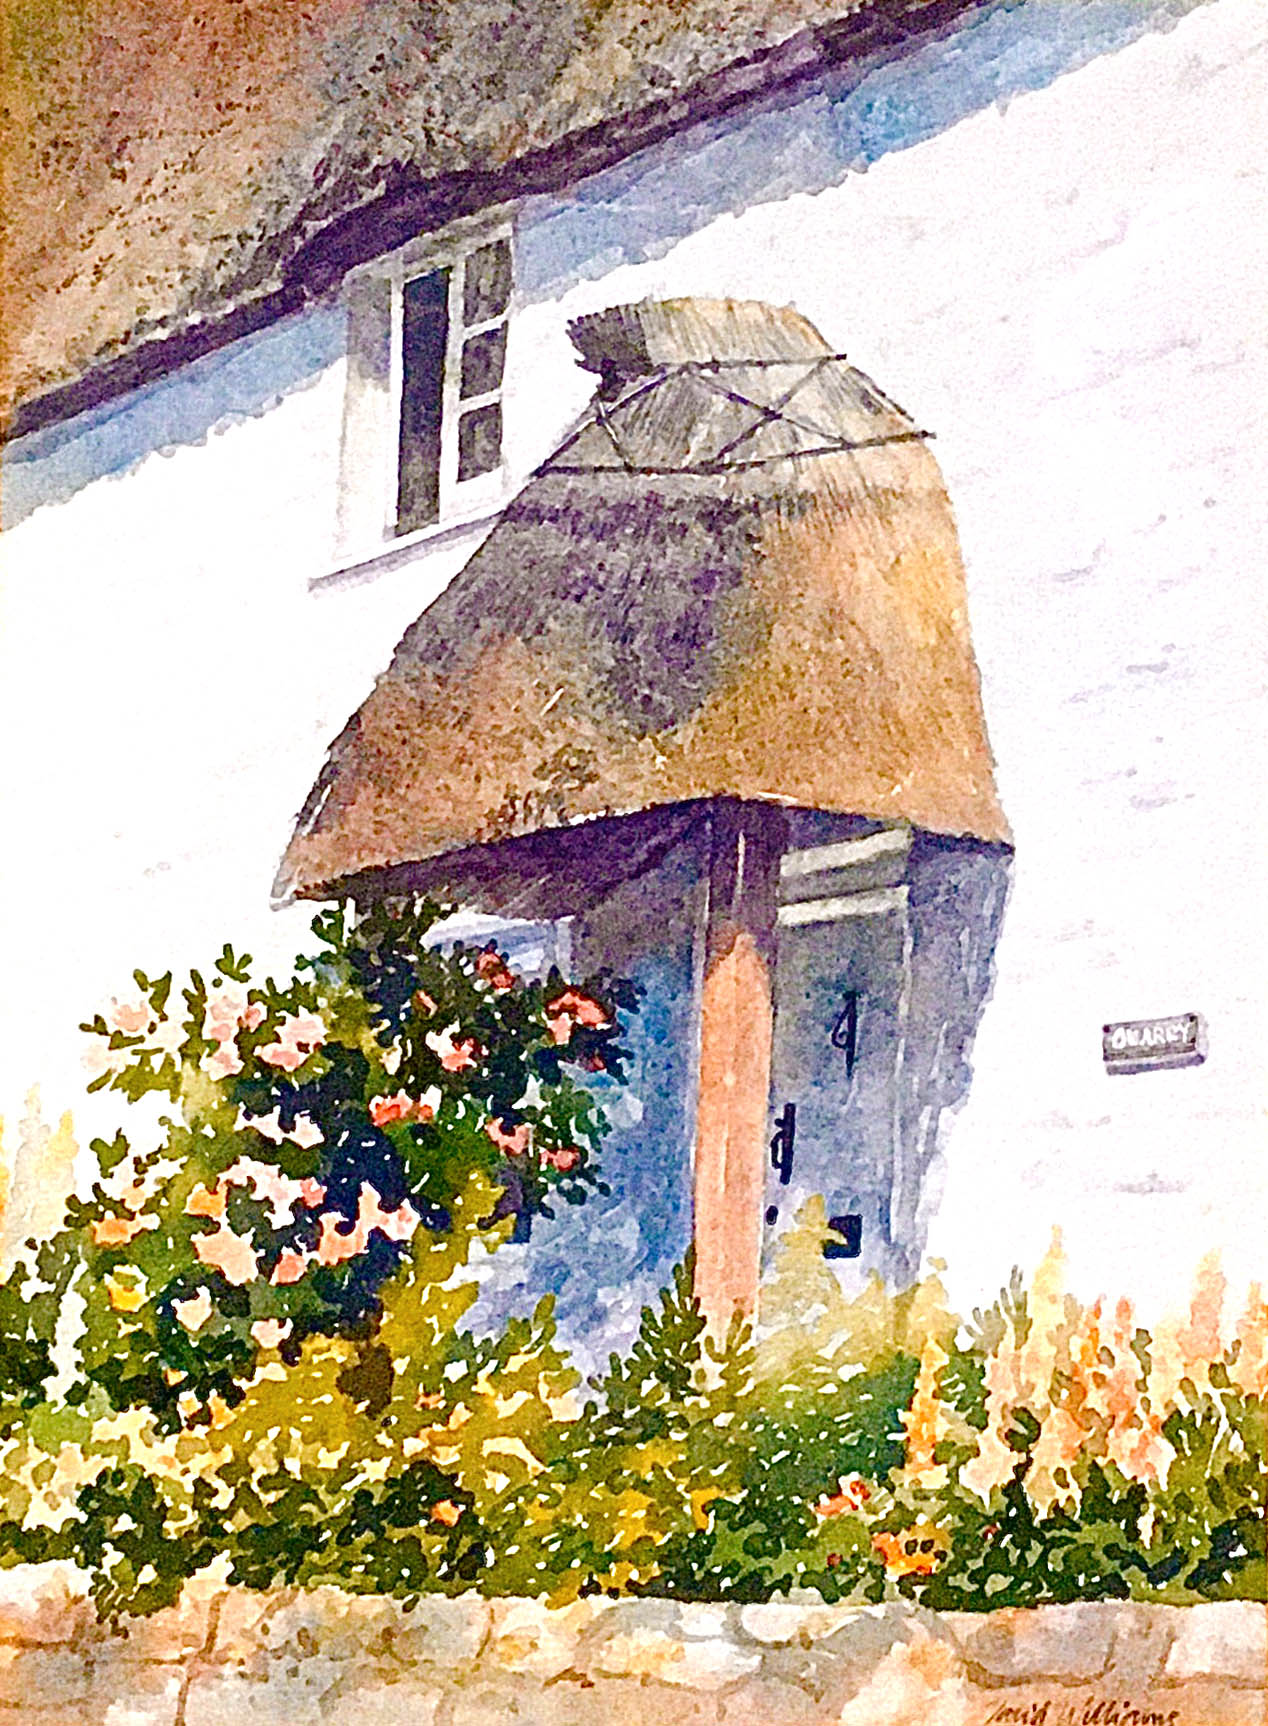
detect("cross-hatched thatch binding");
top-left (276, 298), bottom-right (1008, 909)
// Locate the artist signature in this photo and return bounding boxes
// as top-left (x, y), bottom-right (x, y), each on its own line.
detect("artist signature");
top-left (984, 1700), bottom-right (1181, 1726)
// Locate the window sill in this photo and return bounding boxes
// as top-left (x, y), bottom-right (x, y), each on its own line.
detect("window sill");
top-left (310, 499), bottom-right (507, 594)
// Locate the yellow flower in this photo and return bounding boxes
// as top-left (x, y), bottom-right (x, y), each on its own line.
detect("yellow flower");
top-left (105, 1273), bottom-right (146, 1313)
top-left (901, 1335), bottom-right (950, 1488)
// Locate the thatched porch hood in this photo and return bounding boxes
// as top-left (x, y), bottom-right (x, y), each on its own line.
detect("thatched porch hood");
top-left (276, 297), bottom-right (1008, 909)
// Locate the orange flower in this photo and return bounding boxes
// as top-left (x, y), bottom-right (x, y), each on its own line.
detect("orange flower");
top-left (185, 1183), bottom-right (227, 1219)
top-left (91, 1212), bottom-right (157, 1247)
top-left (813, 1476), bottom-right (870, 1518)
top-left (431, 1499), bottom-right (462, 1527)
top-left (475, 947), bottom-right (516, 992)
top-left (271, 1247), bottom-right (308, 1286)
top-left (426, 1025), bottom-right (484, 1071)
top-left (902, 1336), bottom-right (951, 1487)
top-left (1230, 1284), bottom-right (1268, 1399)
top-left (413, 990), bottom-right (438, 1017)
top-left (540, 1144), bottom-right (580, 1173)
top-left (371, 1090), bottom-right (415, 1127)
top-left (545, 989), bottom-right (610, 1045)
top-left (872, 1521), bottom-right (949, 1577)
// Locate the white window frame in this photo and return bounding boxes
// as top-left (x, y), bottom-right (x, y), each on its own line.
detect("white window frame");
top-left (335, 213), bottom-right (514, 563)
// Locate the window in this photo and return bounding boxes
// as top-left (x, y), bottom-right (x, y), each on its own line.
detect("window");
top-left (337, 224), bottom-right (512, 558)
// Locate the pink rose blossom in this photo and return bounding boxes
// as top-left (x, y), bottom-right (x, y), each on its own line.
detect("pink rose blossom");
top-left (203, 981), bottom-right (250, 1042)
top-left (193, 1223), bottom-right (259, 1287)
top-left (244, 1107), bottom-right (287, 1145)
top-left (540, 1145), bottom-right (580, 1173)
top-left (485, 1117), bottom-right (531, 1157)
top-left (82, 1037), bottom-right (128, 1080)
top-left (106, 997), bottom-right (154, 1036)
top-left (545, 989), bottom-right (610, 1046)
top-left (259, 1011), bottom-right (326, 1071)
top-left (173, 1287), bottom-right (214, 1332)
top-left (250, 1318), bottom-right (292, 1351)
top-left (370, 1090), bottom-right (415, 1127)
top-left (475, 947), bottom-right (516, 992)
top-left (425, 1024), bottom-right (483, 1072)
top-left (201, 1040), bottom-right (243, 1082)
top-left (315, 1183), bottom-right (420, 1267)
top-left (224, 1158), bottom-right (318, 1230)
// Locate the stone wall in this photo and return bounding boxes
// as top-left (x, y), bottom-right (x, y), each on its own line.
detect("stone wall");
top-left (0, 1566), bottom-right (1262, 1725)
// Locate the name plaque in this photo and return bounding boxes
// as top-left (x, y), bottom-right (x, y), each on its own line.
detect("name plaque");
top-left (1102, 1013), bottom-right (1206, 1076)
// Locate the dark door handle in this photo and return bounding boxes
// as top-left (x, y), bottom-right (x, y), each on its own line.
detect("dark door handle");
top-left (770, 1103), bottom-right (796, 1186)
top-left (831, 991), bottom-right (859, 1080)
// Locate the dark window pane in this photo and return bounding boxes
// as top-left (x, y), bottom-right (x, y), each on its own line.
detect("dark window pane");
top-left (463, 239), bottom-right (512, 324)
top-left (397, 268), bottom-right (449, 533)
top-left (458, 401), bottom-right (503, 483)
top-left (460, 324), bottom-right (507, 399)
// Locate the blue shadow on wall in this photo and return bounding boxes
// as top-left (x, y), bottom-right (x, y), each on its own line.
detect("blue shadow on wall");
top-left (517, 0), bottom-right (1210, 296)
top-left (2, 304), bottom-right (344, 530)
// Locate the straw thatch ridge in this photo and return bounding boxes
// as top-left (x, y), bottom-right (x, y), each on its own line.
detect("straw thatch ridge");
top-left (276, 298), bottom-right (1008, 904)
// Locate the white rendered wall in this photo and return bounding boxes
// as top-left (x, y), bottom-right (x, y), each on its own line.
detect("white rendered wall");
top-left (2, 0), bottom-right (1263, 1318)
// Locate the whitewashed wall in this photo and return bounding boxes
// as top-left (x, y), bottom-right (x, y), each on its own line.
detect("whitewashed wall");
top-left (3, 0), bottom-right (1263, 1317)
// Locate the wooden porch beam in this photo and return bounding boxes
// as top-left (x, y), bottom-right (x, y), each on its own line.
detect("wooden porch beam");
top-left (692, 799), bottom-right (785, 1335)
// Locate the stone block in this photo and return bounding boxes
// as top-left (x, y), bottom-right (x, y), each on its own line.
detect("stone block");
top-left (540, 1676), bottom-right (722, 1725)
top-left (218, 1585), bottom-right (404, 1668)
top-left (834, 1632), bottom-right (970, 1726)
top-left (82, 1587), bottom-right (222, 1666)
top-left (678, 1603), bottom-right (735, 1640)
top-left (318, 1671), bottom-right (445, 1723)
top-left (0, 1644), bottom-right (90, 1709)
top-left (952, 1603), bottom-right (1115, 1680)
top-left (737, 1602), bottom-right (865, 1646)
top-left (1105, 1606), bottom-right (1182, 1685)
top-left (183, 1667), bottom-right (336, 1726)
top-left (207, 1586), bottom-right (297, 1672)
top-left (1162, 1600), bottom-right (1267, 1685)
top-left (77, 1658), bottom-right (185, 1726)
top-left (578, 1625), bottom-right (760, 1691)
top-left (716, 1674), bottom-right (825, 1723)
top-left (376, 1593), bottom-right (493, 1671)
top-left (0, 1563), bottom-right (92, 1646)
top-left (484, 1596), bottom-right (603, 1679)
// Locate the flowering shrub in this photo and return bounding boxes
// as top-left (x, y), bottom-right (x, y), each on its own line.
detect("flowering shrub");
top-left (0, 949), bottom-right (1263, 1620)
top-left (4, 899), bottom-right (633, 1433)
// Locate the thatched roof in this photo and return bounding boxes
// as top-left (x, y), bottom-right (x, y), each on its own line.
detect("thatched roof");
top-left (4, 0), bottom-right (981, 432)
top-left (276, 297), bottom-right (1008, 905)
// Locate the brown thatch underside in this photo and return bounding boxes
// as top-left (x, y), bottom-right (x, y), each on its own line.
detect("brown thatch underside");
top-left (278, 300), bottom-right (1007, 902)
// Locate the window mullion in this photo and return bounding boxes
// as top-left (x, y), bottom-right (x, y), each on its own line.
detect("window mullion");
top-left (385, 273), bottom-right (405, 540)
top-left (438, 259), bottom-right (466, 516)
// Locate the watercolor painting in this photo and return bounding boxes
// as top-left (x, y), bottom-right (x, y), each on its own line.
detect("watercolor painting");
top-left (0, 0), bottom-right (1264, 1721)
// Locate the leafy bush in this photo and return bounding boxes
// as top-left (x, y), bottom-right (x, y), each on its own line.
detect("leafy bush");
top-left (0, 911), bottom-right (1263, 1619)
